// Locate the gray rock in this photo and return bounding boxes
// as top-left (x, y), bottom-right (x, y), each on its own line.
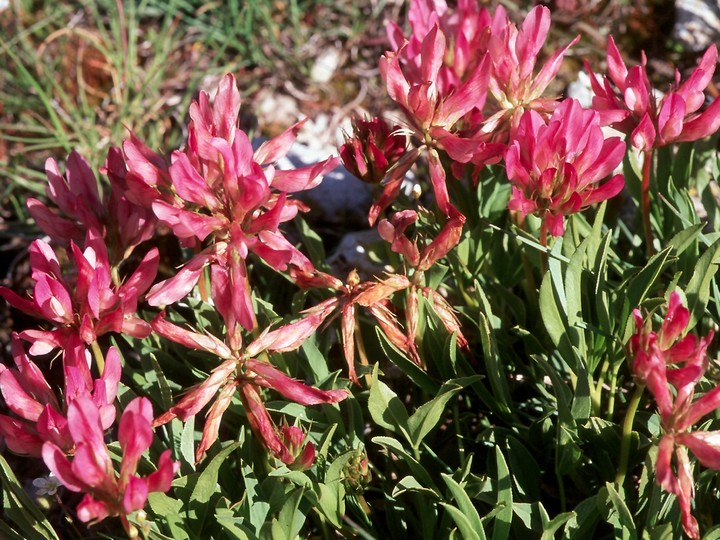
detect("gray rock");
top-left (673, 0), bottom-right (720, 52)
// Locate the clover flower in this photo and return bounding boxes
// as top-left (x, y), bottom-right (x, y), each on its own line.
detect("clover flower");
top-left (132, 74), bottom-right (337, 348)
top-left (149, 312), bottom-right (348, 462)
top-left (482, 6), bottom-right (579, 139)
top-left (629, 292), bottom-right (719, 539)
top-left (0, 236), bottom-right (157, 356)
top-left (586, 37), bottom-right (720, 151)
top-left (0, 336), bottom-right (121, 456)
top-left (27, 150), bottom-right (156, 265)
top-left (504, 98), bottom-right (625, 236)
top-left (42, 396), bottom-right (178, 532)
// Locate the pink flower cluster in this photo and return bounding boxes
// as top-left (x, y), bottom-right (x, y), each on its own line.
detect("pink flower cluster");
top-left (339, 0), bottom-right (720, 238)
top-left (0, 74), bottom-right (347, 530)
top-left (630, 292), bottom-right (719, 539)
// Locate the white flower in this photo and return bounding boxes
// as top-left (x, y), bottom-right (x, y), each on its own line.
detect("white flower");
top-left (33, 473), bottom-right (61, 496)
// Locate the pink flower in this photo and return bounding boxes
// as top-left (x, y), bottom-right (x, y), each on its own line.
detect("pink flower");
top-left (278, 425), bottom-right (316, 470)
top-left (0, 336), bottom-right (121, 457)
top-left (504, 98), bottom-right (625, 236)
top-left (586, 37), bottom-right (720, 150)
top-left (0, 236), bottom-right (157, 355)
top-left (137, 74), bottom-right (337, 346)
top-left (27, 150), bottom-right (156, 265)
top-left (42, 396), bottom-right (178, 530)
top-left (339, 116), bottom-right (407, 184)
top-left (483, 6), bottom-right (579, 138)
top-left (629, 291), bottom-right (719, 539)
top-left (386, 0), bottom-right (499, 98)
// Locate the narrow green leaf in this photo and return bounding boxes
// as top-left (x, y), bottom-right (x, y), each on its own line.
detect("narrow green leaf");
top-left (0, 453), bottom-right (59, 539)
top-left (492, 446), bottom-right (513, 540)
top-left (273, 487), bottom-right (305, 540)
top-left (442, 503), bottom-right (484, 540)
top-left (540, 512), bottom-right (575, 540)
top-left (685, 237), bottom-right (720, 329)
top-left (368, 364), bottom-right (411, 442)
top-left (180, 415), bottom-right (196, 470)
top-left (191, 441), bottom-right (241, 504)
top-left (372, 436), bottom-right (440, 493)
top-left (408, 381), bottom-right (464, 449)
top-left (600, 483), bottom-right (637, 540)
top-left (442, 473), bottom-right (484, 533)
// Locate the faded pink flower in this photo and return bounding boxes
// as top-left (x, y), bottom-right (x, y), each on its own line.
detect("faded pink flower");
top-left (41, 396), bottom-right (179, 531)
top-left (150, 313), bottom-right (347, 462)
top-left (504, 98), bottom-right (625, 236)
top-left (629, 291), bottom-right (719, 539)
top-left (586, 37), bottom-right (720, 151)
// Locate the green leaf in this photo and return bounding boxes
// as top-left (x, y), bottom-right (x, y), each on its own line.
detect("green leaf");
top-left (375, 328), bottom-right (440, 395)
top-left (442, 473), bottom-right (484, 534)
top-left (393, 475), bottom-right (441, 499)
top-left (563, 496), bottom-right (600, 539)
top-left (540, 512), bottom-right (575, 540)
top-left (492, 446), bottom-right (513, 540)
top-left (191, 441), bottom-right (241, 504)
top-left (271, 487), bottom-right (305, 540)
top-left (506, 437), bottom-right (542, 501)
top-left (685, 237), bottom-right (720, 329)
top-left (442, 503), bottom-right (485, 540)
top-left (667, 223), bottom-right (703, 256)
top-left (372, 436), bottom-right (440, 493)
top-left (0, 453), bottom-right (59, 540)
top-left (599, 482), bottom-right (637, 540)
top-left (408, 380), bottom-right (465, 449)
top-left (180, 415), bottom-right (196, 470)
top-left (368, 364), bottom-right (411, 442)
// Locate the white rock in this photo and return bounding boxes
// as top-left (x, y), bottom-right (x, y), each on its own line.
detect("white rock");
top-left (327, 229), bottom-right (388, 279)
top-left (566, 71), bottom-right (594, 109)
top-left (673, 0), bottom-right (720, 52)
top-left (310, 48), bottom-right (341, 84)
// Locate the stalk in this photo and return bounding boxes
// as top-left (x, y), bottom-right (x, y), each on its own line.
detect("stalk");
top-left (641, 149), bottom-right (655, 257)
top-left (615, 384), bottom-right (644, 488)
top-left (90, 340), bottom-right (105, 375)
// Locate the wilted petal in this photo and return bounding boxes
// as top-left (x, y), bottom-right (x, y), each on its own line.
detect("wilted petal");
top-left (151, 312), bottom-right (232, 358)
top-left (246, 358), bottom-right (348, 405)
top-left (196, 381), bottom-right (237, 462)
top-left (154, 358), bottom-right (238, 426)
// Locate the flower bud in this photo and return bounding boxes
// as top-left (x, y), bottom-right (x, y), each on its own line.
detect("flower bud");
top-left (339, 117), bottom-right (406, 184)
top-left (279, 425), bottom-right (316, 470)
top-left (343, 448), bottom-right (372, 494)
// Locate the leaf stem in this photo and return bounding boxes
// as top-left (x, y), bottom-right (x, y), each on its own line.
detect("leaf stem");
top-left (641, 149), bottom-right (655, 257)
top-left (90, 340), bottom-right (105, 375)
top-left (615, 384), bottom-right (644, 488)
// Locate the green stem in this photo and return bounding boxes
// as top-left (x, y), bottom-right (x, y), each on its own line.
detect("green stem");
top-left (539, 219), bottom-right (549, 273)
top-left (90, 340), bottom-right (105, 375)
top-left (615, 384), bottom-right (645, 488)
top-left (641, 149), bottom-right (655, 257)
top-left (606, 362), bottom-right (622, 419)
top-left (453, 399), bottom-right (466, 470)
